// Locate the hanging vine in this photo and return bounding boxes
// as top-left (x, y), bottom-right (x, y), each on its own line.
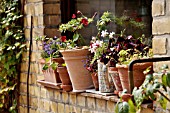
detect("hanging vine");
top-left (0, 0), bottom-right (25, 112)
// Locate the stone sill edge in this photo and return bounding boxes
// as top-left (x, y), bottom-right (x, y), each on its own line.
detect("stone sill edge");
top-left (56, 89), bottom-right (153, 109)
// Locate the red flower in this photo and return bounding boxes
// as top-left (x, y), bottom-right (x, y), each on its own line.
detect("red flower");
top-left (61, 36), bottom-right (66, 42)
top-left (135, 17), bottom-right (142, 22)
top-left (81, 18), bottom-right (88, 26)
top-left (72, 14), bottom-right (76, 19)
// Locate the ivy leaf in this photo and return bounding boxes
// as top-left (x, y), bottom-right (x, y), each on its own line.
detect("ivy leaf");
top-left (158, 96), bottom-right (167, 109)
top-left (116, 102), bottom-right (129, 113)
top-left (7, 46), bottom-right (12, 50)
top-left (162, 74), bottom-right (167, 86)
top-left (166, 72), bottom-right (170, 88)
top-left (14, 42), bottom-right (20, 47)
top-left (128, 99), bottom-right (136, 113)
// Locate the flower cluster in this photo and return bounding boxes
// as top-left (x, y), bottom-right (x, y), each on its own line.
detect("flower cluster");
top-left (59, 11), bottom-right (97, 49)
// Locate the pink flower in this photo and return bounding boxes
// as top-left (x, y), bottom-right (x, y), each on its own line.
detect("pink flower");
top-left (72, 14), bottom-right (76, 19)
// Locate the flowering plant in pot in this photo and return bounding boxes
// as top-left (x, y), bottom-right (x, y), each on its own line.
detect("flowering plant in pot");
top-left (58, 11), bottom-right (97, 92)
top-left (36, 36), bottom-right (64, 84)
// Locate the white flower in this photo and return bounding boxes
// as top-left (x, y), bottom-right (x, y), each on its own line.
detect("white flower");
top-left (92, 36), bottom-right (96, 41)
top-left (109, 32), bottom-right (115, 38)
top-left (101, 30), bottom-right (109, 37)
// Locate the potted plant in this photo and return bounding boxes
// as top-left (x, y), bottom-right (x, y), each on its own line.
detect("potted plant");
top-left (58, 11), bottom-right (97, 92)
top-left (36, 36), bottom-right (64, 84)
top-left (57, 63), bottom-right (72, 92)
top-left (115, 65), bottom-right (170, 113)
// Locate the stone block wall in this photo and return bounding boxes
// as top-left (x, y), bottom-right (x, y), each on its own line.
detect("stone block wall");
top-left (152, 0), bottom-right (170, 71)
top-left (19, 0), bottom-right (154, 113)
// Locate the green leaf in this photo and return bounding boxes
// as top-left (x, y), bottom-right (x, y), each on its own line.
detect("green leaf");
top-left (117, 102), bottom-right (129, 113)
top-left (50, 62), bottom-right (58, 70)
top-left (158, 96), bottom-right (167, 109)
top-left (128, 99), bottom-right (136, 113)
top-left (166, 72), bottom-right (170, 88)
top-left (42, 64), bottom-right (48, 70)
top-left (162, 74), bottom-right (167, 86)
top-left (73, 33), bottom-right (79, 42)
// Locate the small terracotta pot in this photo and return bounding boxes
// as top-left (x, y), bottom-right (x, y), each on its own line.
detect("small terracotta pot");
top-left (91, 72), bottom-right (99, 91)
top-left (39, 59), bottom-right (61, 83)
top-left (116, 62), bottom-right (153, 93)
top-left (57, 66), bottom-right (71, 85)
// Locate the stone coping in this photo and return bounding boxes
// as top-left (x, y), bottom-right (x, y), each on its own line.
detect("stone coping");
top-left (55, 89), bottom-right (153, 109)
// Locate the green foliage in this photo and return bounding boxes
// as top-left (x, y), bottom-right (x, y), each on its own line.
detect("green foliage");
top-left (0, 0), bottom-right (25, 112)
top-left (116, 65), bottom-right (170, 113)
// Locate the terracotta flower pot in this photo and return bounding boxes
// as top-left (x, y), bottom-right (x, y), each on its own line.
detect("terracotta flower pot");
top-left (39, 58), bottom-right (63, 83)
top-left (91, 72), bottom-right (99, 91)
top-left (116, 62), bottom-right (153, 93)
top-left (108, 67), bottom-right (123, 92)
top-left (60, 49), bottom-right (94, 92)
top-left (57, 66), bottom-right (72, 91)
top-left (98, 61), bottom-right (114, 93)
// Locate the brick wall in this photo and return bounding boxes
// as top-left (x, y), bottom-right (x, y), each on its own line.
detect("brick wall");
top-left (19, 0), bottom-right (154, 113)
top-left (152, 0), bottom-right (170, 71)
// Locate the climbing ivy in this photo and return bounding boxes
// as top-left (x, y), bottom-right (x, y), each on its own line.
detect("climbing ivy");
top-left (0, 0), bottom-right (25, 112)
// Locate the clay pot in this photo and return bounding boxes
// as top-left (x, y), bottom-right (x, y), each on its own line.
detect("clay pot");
top-left (116, 62), bottom-right (153, 93)
top-left (39, 59), bottom-right (61, 83)
top-left (60, 49), bottom-right (94, 92)
top-left (108, 67), bottom-right (123, 92)
top-left (91, 72), bottom-right (99, 91)
top-left (57, 66), bottom-right (72, 91)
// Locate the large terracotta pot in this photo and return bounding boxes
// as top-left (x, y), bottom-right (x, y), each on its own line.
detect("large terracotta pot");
top-left (98, 61), bottom-right (114, 93)
top-left (108, 67), bottom-right (123, 92)
top-left (39, 58), bottom-right (64, 83)
top-left (57, 66), bottom-right (72, 91)
top-left (116, 62), bottom-right (153, 93)
top-left (60, 49), bottom-right (94, 92)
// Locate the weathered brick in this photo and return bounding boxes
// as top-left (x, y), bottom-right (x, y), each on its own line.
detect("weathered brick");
top-left (82, 109), bottom-right (92, 113)
top-left (29, 85), bottom-right (35, 96)
top-left (44, 100), bottom-right (50, 111)
top-left (30, 97), bottom-right (38, 108)
top-left (44, 28), bottom-right (61, 38)
top-left (69, 93), bottom-right (76, 105)
top-left (54, 90), bottom-right (61, 101)
top-left (106, 101), bottom-right (115, 112)
top-left (19, 106), bottom-right (26, 113)
top-left (46, 88), bottom-right (54, 100)
top-left (152, 17), bottom-right (170, 35)
top-left (32, 28), bottom-right (44, 38)
top-left (62, 92), bottom-right (69, 103)
top-left (152, 0), bottom-right (165, 16)
top-left (43, 3), bottom-right (61, 14)
top-left (39, 99), bottom-right (44, 109)
top-left (29, 74), bottom-right (37, 85)
top-left (65, 104), bottom-right (71, 113)
top-left (24, 17), bottom-right (31, 27)
top-left (51, 102), bottom-right (58, 113)
top-left (38, 16), bottom-right (44, 26)
top-left (40, 87), bottom-right (47, 98)
top-left (20, 83), bottom-right (27, 93)
top-left (27, 0), bottom-right (43, 3)
top-left (34, 86), bottom-right (40, 97)
top-left (30, 62), bottom-right (39, 73)
top-left (141, 108), bottom-right (154, 113)
top-left (21, 62), bottom-right (28, 72)
top-left (24, 28), bottom-right (30, 39)
top-left (19, 95), bottom-right (27, 105)
top-left (77, 95), bottom-right (86, 107)
top-left (44, 0), bottom-right (60, 3)
top-left (34, 2), bottom-right (43, 15)
top-left (154, 61), bottom-right (170, 72)
top-left (44, 15), bottom-right (61, 26)
top-left (96, 99), bottom-right (106, 112)
top-left (72, 106), bottom-right (82, 113)
top-left (24, 4), bottom-right (35, 15)
top-left (33, 16), bottom-right (38, 27)
top-left (20, 73), bottom-right (27, 83)
top-left (87, 97), bottom-right (95, 109)
top-left (58, 103), bottom-right (65, 113)
top-left (152, 36), bottom-right (167, 54)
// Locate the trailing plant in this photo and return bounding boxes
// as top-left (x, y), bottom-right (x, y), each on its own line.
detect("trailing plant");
top-left (0, 0), bottom-right (25, 112)
top-left (115, 65), bottom-right (170, 113)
